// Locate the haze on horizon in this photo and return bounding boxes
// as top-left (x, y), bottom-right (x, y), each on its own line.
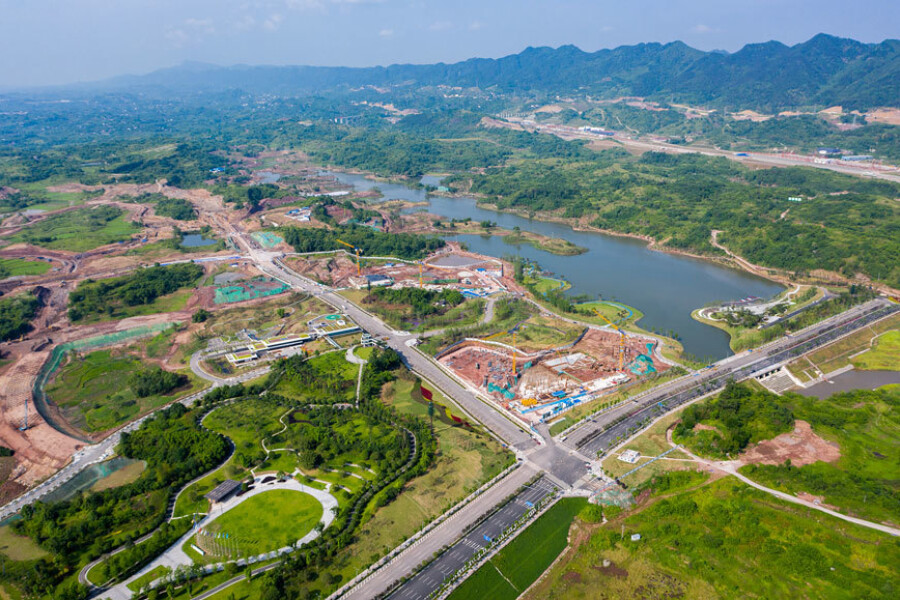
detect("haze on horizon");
top-left (1, 0), bottom-right (898, 88)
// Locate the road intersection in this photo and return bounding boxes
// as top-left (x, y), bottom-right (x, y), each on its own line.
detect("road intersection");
top-left (3, 227), bottom-right (896, 600)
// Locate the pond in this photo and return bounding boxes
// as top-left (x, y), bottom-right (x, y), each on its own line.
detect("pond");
top-left (181, 233), bottom-right (218, 247)
top-left (40, 457), bottom-right (143, 504)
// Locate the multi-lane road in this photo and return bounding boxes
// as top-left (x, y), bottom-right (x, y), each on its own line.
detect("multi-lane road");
top-left (4, 226), bottom-right (896, 600)
top-left (563, 298), bottom-right (898, 458)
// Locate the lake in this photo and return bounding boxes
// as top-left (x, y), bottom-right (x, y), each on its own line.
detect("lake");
top-left (326, 171), bottom-right (784, 360)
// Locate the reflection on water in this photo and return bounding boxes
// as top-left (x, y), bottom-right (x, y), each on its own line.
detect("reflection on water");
top-left (326, 171), bottom-right (784, 359)
top-left (41, 457), bottom-right (142, 504)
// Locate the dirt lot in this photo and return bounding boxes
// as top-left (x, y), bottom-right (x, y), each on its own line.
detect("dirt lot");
top-left (739, 420), bottom-right (840, 467)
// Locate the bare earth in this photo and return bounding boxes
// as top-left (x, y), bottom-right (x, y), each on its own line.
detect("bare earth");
top-left (739, 420), bottom-right (840, 467)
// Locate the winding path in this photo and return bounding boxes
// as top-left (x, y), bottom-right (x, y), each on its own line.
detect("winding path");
top-left (668, 429), bottom-right (900, 537)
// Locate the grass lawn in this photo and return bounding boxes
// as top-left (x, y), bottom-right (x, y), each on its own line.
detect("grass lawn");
top-left (740, 386), bottom-right (900, 524)
top-left (600, 408), bottom-right (694, 486)
top-left (76, 288), bottom-right (195, 324)
top-left (523, 274), bottom-right (570, 295)
top-left (126, 565), bottom-right (171, 592)
top-left (6, 207), bottom-right (139, 251)
top-left (197, 489), bottom-right (323, 556)
top-left (310, 371), bottom-right (513, 590)
top-left (0, 524), bottom-right (47, 562)
top-left (90, 461), bottom-right (147, 492)
top-left (448, 498), bottom-right (587, 600)
top-left (355, 346), bottom-right (375, 360)
top-left (0, 258), bottom-right (51, 278)
top-left (46, 348), bottom-right (206, 432)
top-left (272, 350), bottom-right (360, 403)
top-left (524, 478), bottom-right (900, 600)
top-left (340, 288), bottom-right (485, 333)
top-left (488, 314), bottom-right (582, 352)
top-left (852, 329), bottom-right (900, 371)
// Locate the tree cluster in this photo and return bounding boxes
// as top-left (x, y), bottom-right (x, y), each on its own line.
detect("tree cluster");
top-left (68, 263), bottom-right (203, 321)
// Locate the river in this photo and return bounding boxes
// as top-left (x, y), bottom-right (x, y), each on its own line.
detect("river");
top-left (325, 171), bottom-right (784, 360)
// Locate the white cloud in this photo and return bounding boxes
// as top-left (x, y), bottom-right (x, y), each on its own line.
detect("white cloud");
top-left (164, 17), bottom-right (216, 47)
top-left (429, 21), bottom-right (452, 31)
top-left (263, 13), bottom-right (284, 30)
top-left (379, 28), bottom-right (394, 37)
top-left (234, 14), bottom-right (257, 31)
top-left (692, 24), bottom-right (713, 33)
top-left (285, 0), bottom-right (325, 9)
top-left (468, 20), bottom-right (484, 31)
top-left (164, 28), bottom-right (190, 47)
top-left (184, 18), bottom-right (215, 34)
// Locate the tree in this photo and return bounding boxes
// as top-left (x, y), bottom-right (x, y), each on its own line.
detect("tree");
top-left (192, 308), bottom-right (211, 323)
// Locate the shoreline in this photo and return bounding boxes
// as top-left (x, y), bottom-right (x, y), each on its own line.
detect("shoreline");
top-left (317, 164), bottom-right (897, 296)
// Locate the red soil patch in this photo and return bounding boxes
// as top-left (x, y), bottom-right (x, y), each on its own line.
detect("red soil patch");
top-left (592, 561), bottom-right (628, 578)
top-left (740, 420), bottom-right (840, 467)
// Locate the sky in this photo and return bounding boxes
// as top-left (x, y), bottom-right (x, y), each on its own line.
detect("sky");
top-left (1, 0), bottom-right (897, 87)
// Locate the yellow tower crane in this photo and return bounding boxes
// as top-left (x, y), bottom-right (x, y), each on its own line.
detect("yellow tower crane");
top-left (592, 308), bottom-right (626, 371)
top-left (336, 239), bottom-right (363, 276)
top-left (418, 261), bottom-right (424, 288)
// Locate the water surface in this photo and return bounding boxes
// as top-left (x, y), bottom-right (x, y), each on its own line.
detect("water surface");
top-left (181, 233), bottom-right (218, 247)
top-left (327, 171), bottom-right (784, 359)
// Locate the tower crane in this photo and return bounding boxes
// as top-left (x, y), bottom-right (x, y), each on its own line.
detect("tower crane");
top-left (592, 308), bottom-right (626, 371)
top-left (336, 239), bottom-right (363, 276)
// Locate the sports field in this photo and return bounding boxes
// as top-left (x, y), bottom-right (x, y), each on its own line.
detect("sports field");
top-left (202, 489), bottom-right (322, 555)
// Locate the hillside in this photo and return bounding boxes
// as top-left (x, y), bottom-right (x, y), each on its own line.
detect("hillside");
top-left (80, 34), bottom-right (900, 111)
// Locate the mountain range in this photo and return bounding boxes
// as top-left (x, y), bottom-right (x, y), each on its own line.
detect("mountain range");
top-left (70, 34), bottom-right (900, 111)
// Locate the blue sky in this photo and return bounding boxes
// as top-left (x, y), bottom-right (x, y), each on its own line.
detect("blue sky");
top-left (1, 0), bottom-right (897, 87)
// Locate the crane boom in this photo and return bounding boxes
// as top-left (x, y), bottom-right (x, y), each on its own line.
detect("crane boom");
top-left (335, 239), bottom-right (362, 276)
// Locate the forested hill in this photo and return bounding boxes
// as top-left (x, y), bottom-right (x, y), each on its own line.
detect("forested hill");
top-left (85, 34), bottom-right (898, 111)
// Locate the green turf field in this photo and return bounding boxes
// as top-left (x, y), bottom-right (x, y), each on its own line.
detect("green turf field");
top-left (201, 489), bottom-right (322, 555)
top-left (448, 498), bottom-right (587, 600)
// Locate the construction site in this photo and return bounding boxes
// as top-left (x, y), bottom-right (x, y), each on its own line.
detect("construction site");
top-left (287, 247), bottom-right (511, 297)
top-left (438, 326), bottom-right (667, 425)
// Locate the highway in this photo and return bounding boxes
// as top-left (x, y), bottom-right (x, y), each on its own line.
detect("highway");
top-left (5, 226), bottom-right (895, 600)
top-left (387, 476), bottom-right (558, 600)
top-left (502, 117), bottom-right (900, 184)
top-left (563, 298), bottom-right (898, 458)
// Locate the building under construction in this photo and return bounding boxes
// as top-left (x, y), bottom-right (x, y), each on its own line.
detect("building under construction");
top-left (438, 327), bottom-right (667, 424)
